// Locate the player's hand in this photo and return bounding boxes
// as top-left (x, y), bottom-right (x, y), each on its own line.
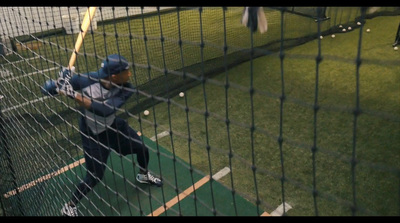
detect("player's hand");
top-left (58, 66), bottom-right (75, 80)
top-left (41, 79), bottom-right (58, 96)
top-left (56, 78), bottom-right (76, 99)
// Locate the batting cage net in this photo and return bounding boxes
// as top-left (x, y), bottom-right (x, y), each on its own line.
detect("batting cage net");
top-left (0, 6), bottom-right (399, 216)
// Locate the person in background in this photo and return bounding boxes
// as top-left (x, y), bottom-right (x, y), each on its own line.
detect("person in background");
top-left (393, 21), bottom-right (399, 47)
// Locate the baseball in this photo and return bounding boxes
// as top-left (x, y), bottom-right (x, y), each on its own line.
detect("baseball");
top-left (357, 22), bottom-right (361, 26)
top-left (342, 28), bottom-right (346, 32)
top-left (331, 34), bottom-right (335, 38)
top-left (144, 110), bottom-right (149, 116)
top-left (319, 35), bottom-right (323, 39)
top-left (366, 29), bottom-right (370, 33)
top-left (394, 46), bottom-right (398, 51)
top-left (348, 27), bottom-right (352, 31)
top-left (179, 92), bottom-right (184, 97)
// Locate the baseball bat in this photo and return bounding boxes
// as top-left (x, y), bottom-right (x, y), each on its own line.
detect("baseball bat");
top-left (41, 7), bottom-right (97, 96)
top-left (68, 7), bottom-right (97, 70)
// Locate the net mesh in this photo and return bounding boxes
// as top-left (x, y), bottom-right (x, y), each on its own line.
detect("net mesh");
top-left (1, 6), bottom-right (399, 216)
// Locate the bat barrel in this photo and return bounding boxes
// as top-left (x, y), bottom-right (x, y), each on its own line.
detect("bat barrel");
top-left (68, 7), bottom-right (97, 69)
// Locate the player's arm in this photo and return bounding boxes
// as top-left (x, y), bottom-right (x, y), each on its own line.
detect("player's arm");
top-left (41, 71), bottom-right (95, 109)
top-left (89, 82), bottom-right (134, 116)
top-left (56, 84), bottom-right (93, 110)
top-left (63, 72), bottom-right (97, 109)
top-left (71, 92), bottom-right (92, 109)
top-left (41, 70), bottom-right (95, 96)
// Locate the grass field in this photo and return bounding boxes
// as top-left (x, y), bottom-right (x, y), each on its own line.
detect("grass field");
top-left (134, 15), bottom-right (400, 216)
top-left (1, 7), bottom-right (399, 216)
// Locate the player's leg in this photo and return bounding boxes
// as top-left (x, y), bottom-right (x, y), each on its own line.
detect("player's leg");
top-left (72, 139), bottom-right (110, 203)
top-left (114, 117), bottom-right (162, 187)
top-left (62, 126), bottom-right (111, 216)
top-left (393, 22), bottom-right (400, 47)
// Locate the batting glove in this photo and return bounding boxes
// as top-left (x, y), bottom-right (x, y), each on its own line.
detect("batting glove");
top-left (56, 78), bottom-right (76, 99)
top-left (58, 66), bottom-right (75, 80)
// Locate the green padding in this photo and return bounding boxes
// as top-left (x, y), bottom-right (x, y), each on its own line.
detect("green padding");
top-left (6, 135), bottom-right (260, 216)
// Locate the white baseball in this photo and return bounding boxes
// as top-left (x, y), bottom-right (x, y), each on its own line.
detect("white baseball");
top-left (366, 29), bottom-right (370, 33)
top-left (144, 110), bottom-right (149, 116)
top-left (331, 34), bottom-right (335, 38)
top-left (179, 92), bottom-right (184, 97)
top-left (394, 46), bottom-right (398, 51)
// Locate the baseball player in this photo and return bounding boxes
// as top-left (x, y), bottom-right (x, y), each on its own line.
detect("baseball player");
top-left (42, 54), bottom-right (162, 216)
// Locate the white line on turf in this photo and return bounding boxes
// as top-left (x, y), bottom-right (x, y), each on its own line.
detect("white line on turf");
top-left (212, 167), bottom-right (230, 180)
top-left (150, 130), bottom-right (169, 141)
top-left (270, 202), bottom-right (292, 216)
top-left (1, 95), bottom-right (51, 113)
top-left (0, 66), bottom-right (59, 83)
top-left (9, 56), bottom-right (40, 65)
top-left (149, 166), bottom-right (231, 216)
